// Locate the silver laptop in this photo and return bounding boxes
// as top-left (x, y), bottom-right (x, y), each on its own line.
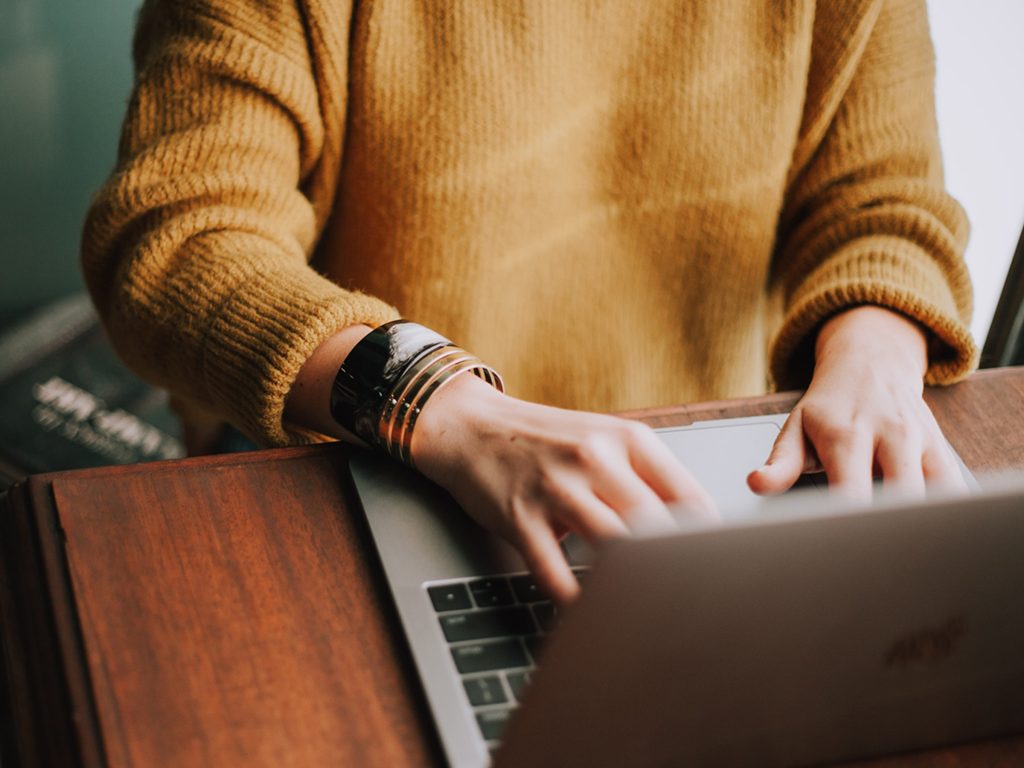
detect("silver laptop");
top-left (348, 415), bottom-right (1023, 767)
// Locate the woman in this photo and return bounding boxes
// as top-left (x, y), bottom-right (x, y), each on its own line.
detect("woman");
top-left (82, 0), bottom-right (976, 602)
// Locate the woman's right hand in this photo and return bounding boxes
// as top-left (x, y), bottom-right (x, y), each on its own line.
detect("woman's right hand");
top-left (285, 326), bottom-right (716, 604)
top-left (412, 374), bottom-right (717, 603)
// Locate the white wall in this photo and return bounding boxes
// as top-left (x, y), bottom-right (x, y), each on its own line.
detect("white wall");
top-left (928, 0), bottom-right (1024, 346)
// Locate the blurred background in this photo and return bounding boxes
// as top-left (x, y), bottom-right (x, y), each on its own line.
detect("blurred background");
top-left (0, 0), bottom-right (139, 326)
top-left (1, 0), bottom-right (1022, 345)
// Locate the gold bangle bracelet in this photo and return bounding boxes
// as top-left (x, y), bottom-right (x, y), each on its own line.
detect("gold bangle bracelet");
top-left (385, 354), bottom-right (477, 462)
top-left (330, 320), bottom-right (504, 465)
top-left (378, 345), bottom-right (463, 453)
top-left (377, 347), bottom-right (503, 466)
top-left (398, 361), bottom-right (501, 467)
top-left (392, 354), bottom-right (479, 465)
top-left (379, 348), bottom-right (473, 460)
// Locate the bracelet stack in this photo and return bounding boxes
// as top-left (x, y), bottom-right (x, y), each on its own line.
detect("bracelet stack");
top-left (330, 320), bottom-right (504, 467)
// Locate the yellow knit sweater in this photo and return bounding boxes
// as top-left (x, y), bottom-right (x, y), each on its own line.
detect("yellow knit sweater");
top-left (82, 0), bottom-right (976, 446)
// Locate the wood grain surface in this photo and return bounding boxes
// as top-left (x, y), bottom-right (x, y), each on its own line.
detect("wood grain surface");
top-left (1, 367), bottom-right (1022, 767)
top-left (49, 446), bottom-right (444, 767)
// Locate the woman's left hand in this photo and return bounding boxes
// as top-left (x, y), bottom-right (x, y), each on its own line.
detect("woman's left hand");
top-left (747, 305), bottom-right (966, 500)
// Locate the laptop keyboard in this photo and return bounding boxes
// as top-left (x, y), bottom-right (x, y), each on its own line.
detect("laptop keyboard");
top-left (426, 569), bottom-right (588, 749)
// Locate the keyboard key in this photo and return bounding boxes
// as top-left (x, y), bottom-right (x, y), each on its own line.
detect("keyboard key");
top-left (452, 640), bottom-right (529, 674)
top-left (440, 607), bottom-right (536, 642)
top-left (427, 583), bottom-right (472, 612)
top-left (532, 602), bottom-right (558, 633)
top-left (469, 577), bottom-right (514, 607)
top-left (793, 472), bottom-right (826, 490)
top-left (509, 575), bottom-right (546, 603)
top-left (477, 709), bottom-right (512, 741)
top-left (463, 675), bottom-right (508, 707)
top-left (523, 635), bottom-right (544, 664)
top-left (506, 670), bottom-right (532, 702)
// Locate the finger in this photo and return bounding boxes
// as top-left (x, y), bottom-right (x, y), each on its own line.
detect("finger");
top-left (592, 469), bottom-right (679, 535)
top-left (814, 425), bottom-right (874, 502)
top-left (551, 481), bottom-right (631, 542)
top-left (625, 431), bottom-right (717, 521)
top-left (517, 519), bottom-right (580, 604)
top-left (922, 439), bottom-right (968, 491)
top-left (748, 410), bottom-right (811, 496)
top-left (875, 433), bottom-right (926, 497)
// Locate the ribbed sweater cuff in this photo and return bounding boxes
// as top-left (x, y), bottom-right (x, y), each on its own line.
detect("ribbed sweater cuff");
top-left (202, 261), bottom-right (399, 447)
top-left (770, 238), bottom-right (978, 391)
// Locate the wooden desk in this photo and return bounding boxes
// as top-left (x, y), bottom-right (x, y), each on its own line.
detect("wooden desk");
top-left (2, 368), bottom-right (1024, 767)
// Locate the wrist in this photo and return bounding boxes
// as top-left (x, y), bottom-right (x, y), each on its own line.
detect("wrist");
top-left (284, 324), bottom-right (374, 440)
top-left (325, 320), bottom-right (504, 465)
top-left (815, 306), bottom-right (928, 379)
top-left (411, 372), bottom-right (509, 474)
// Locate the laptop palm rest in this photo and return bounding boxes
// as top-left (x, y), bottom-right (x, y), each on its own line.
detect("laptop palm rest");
top-left (350, 415), bottom-right (791, 586)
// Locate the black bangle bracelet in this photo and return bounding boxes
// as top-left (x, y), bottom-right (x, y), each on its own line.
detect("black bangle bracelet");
top-left (330, 320), bottom-right (452, 446)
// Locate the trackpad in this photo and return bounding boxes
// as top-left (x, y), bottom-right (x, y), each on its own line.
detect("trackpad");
top-left (658, 420), bottom-right (796, 518)
top-left (563, 418), bottom-right (817, 564)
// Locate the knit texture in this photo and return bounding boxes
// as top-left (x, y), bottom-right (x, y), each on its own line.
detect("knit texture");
top-left (82, 0), bottom-right (976, 446)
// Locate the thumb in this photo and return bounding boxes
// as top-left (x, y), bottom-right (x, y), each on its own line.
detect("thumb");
top-left (747, 410), bottom-right (809, 495)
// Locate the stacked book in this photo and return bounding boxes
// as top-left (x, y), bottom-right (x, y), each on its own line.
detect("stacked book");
top-left (0, 294), bottom-right (185, 489)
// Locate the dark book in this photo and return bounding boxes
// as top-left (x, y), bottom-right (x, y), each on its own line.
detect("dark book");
top-left (0, 294), bottom-right (185, 489)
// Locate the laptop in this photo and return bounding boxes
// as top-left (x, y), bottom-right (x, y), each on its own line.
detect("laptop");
top-left (348, 414), bottom-right (1024, 767)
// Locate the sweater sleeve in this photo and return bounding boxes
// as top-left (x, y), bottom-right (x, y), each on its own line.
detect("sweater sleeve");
top-left (80, 0), bottom-right (399, 446)
top-left (768, 0), bottom-right (976, 391)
